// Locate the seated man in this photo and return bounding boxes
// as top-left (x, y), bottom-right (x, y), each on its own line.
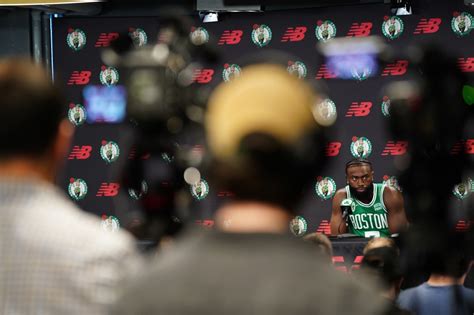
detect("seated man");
top-left (330, 158), bottom-right (408, 237)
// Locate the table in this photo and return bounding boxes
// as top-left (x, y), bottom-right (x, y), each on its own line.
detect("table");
top-left (329, 236), bottom-right (474, 289)
top-left (330, 236), bottom-right (368, 273)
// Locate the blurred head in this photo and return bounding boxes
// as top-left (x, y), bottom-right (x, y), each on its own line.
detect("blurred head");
top-left (0, 58), bottom-right (72, 174)
top-left (428, 232), bottom-right (472, 279)
top-left (206, 64), bottom-right (326, 211)
top-left (363, 237), bottom-right (399, 255)
top-left (345, 158), bottom-right (374, 199)
top-left (361, 246), bottom-right (403, 299)
top-left (303, 232), bottom-right (333, 263)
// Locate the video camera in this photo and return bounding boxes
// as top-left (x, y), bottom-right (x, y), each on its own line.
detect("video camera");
top-left (98, 11), bottom-right (218, 245)
top-left (384, 44), bottom-right (474, 283)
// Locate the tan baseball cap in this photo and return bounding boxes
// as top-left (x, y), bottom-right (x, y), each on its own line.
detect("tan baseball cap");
top-left (206, 64), bottom-right (323, 160)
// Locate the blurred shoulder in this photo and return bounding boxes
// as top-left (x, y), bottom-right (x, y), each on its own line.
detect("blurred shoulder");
top-left (29, 186), bottom-right (138, 256)
top-left (397, 285), bottom-right (421, 307)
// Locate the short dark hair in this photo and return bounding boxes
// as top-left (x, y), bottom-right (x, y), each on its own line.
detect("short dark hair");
top-left (303, 232), bottom-right (333, 261)
top-left (428, 232), bottom-right (471, 278)
top-left (0, 58), bottom-right (64, 159)
top-left (345, 158), bottom-right (372, 174)
top-left (363, 237), bottom-right (399, 255)
top-left (361, 246), bottom-right (402, 287)
top-left (209, 131), bottom-right (323, 211)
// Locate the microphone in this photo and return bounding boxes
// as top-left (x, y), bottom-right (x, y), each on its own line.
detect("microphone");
top-left (340, 198), bottom-right (353, 221)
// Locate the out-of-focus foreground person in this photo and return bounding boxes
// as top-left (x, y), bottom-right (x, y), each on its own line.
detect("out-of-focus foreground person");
top-left (363, 237), bottom-right (399, 255)
top-left (112, 63), bottom-right (388, 314)
top-left (0, 58), bottom-right (141, 315)
top-left (397, 233), bottom-right (474, 315)
top-left (303, 232), bottom-right (334, 263)
top-left (360, 247), bottom-right (411, 315)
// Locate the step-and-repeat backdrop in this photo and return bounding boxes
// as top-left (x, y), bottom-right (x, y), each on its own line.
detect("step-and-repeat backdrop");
top-left (53, 1), bottom-right (473, 236)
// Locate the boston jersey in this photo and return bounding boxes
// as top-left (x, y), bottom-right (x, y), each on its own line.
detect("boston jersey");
top-left (345, 183), bottom-right (390, 238)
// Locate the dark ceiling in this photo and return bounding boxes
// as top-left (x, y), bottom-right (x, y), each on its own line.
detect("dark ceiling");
top-left (0, 0), bottom-right (460, 16)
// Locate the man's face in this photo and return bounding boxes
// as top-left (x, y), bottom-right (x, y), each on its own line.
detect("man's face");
top-left (346, 164), bottom-right (374, 194)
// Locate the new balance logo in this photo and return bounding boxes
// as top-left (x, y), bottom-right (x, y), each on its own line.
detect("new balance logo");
top-left (218, 30), bottom-right (243, 45)
top-left (332, 256), bottom-right (345, 267)
top-left (316, 220), bottom-right (331, 235)
top-left (351, 255), bottom-right (363, 271)
top-left (315, 64), bottom-right (337, 79)
top-left (451, 141), bottom-right (464, 154)
top-left (95, 32), bottom-right (119, 47)
top-left (193, 69), bottom-right (214, 84)
top-left (463, 139), bottom-right (474, 154)
top-left (455, 220), bottom-right (471, 232)
top-left (68, 146), bottom-right (92, 160)
top-left (450, 139), bottom-right (474, 154)
top-left (345, 102), bottom-right (372, 117)
top-left (413, 18), bottom-right (442, 34)
top-left (381, 141), bottom-right (408, 156)
top-left (217, 191), bottom-right (235, 197)
top-left (458, 58), bottom-right (474, 72)
top-left (281, 26), bottom-right (307, 42)
top-left (332, 255), bottom-right (364, 273)
top-left (325, 142), bottom-right (342, 157)
top-left (192, 145), bottom-right (205, 154)
top-left (346, 22), bottom-right (372, 37)
top-left (128, 147), bottom-right (151, 159)
top-left (195, 220), bottom-right (214, 228)
top-left (381, 60), bottom-right (408, 76)
top-left (185, 145), bottom-right (205, 163)
top-left (96, 183), bottom-right (120, 197)
top-left (67, 71), bottom-right (91, 85)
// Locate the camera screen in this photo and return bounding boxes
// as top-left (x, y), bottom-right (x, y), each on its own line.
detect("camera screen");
top-left (318, 36), bottom-right (383, 80)
top-left (326, 53), bottom-right (378, 80)
top-left (83, 85), bottom-right (127, 124)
